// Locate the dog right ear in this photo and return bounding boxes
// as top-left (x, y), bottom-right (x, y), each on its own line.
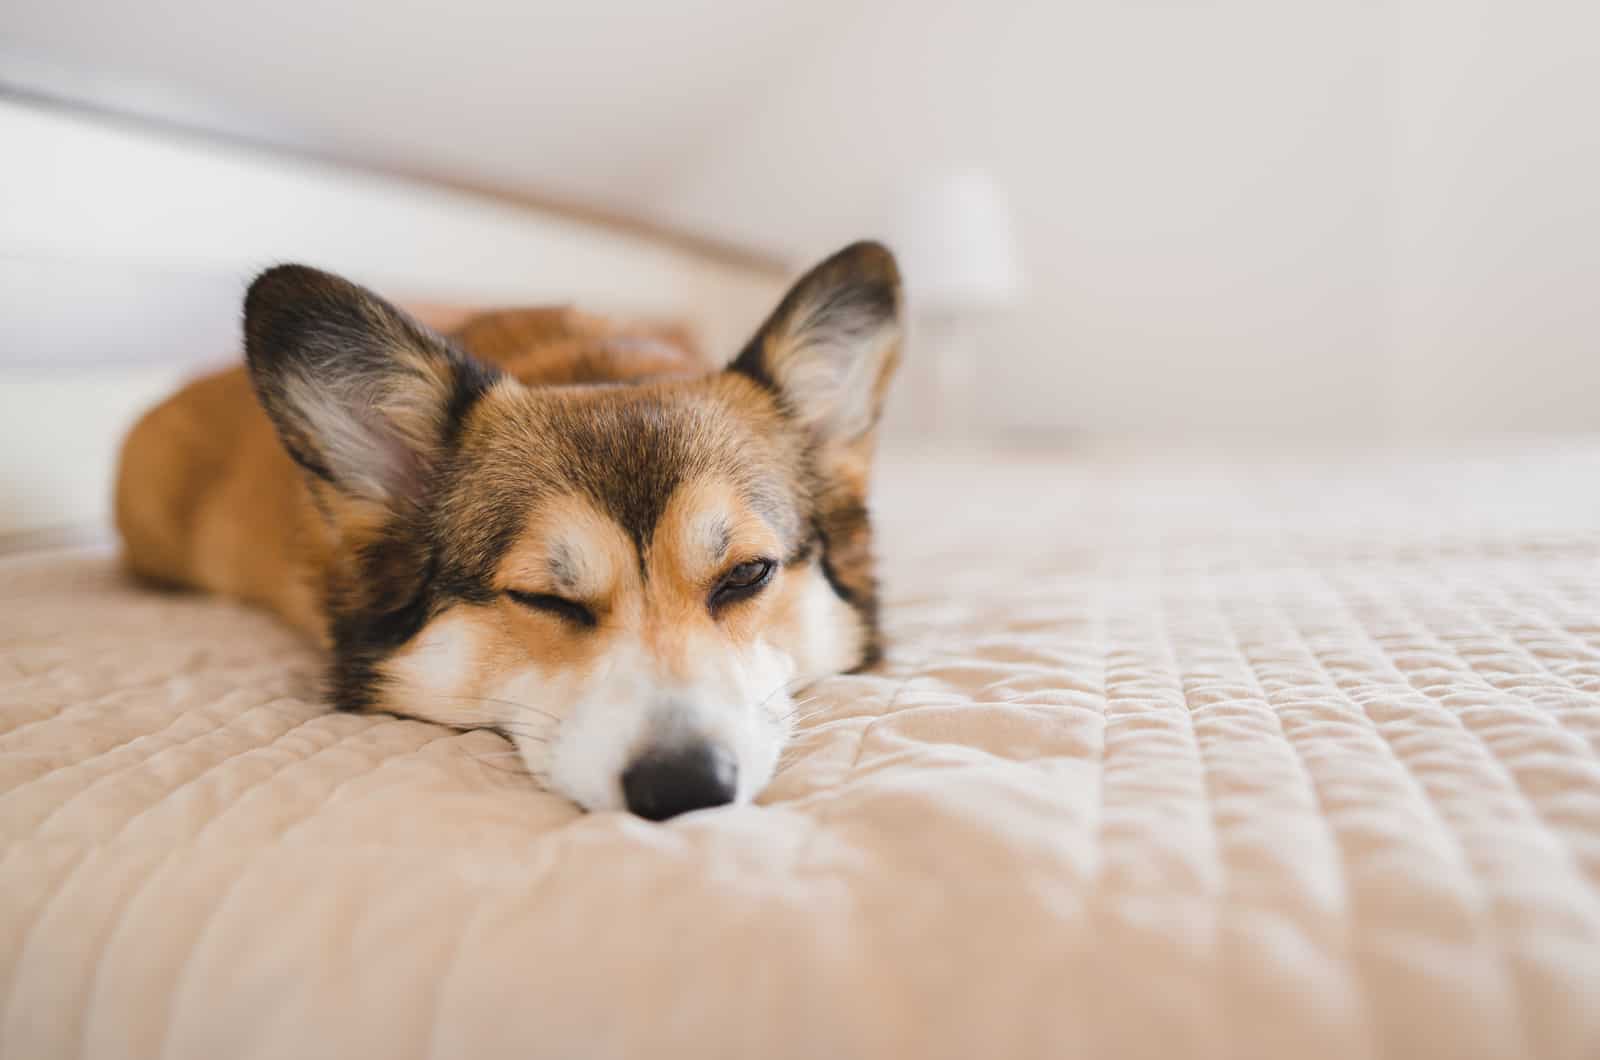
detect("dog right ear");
top-left (728, 241), bottom-right (903, 459)
top-left (243, 265), bottom-right (500, 510)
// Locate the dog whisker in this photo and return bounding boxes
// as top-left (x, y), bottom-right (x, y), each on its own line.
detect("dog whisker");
top-left (785, 716), bottom-right (832, 731)
top-left (438, 694), bottom-right (563, 724)
top-left (493, 723), bottom-right (553, 739)
top-left (777, 696), bottom-right (825, 724)
top-left (490, 717), bottom-right (559, 736)
top-left (755, 677), bottom-right (811, 712)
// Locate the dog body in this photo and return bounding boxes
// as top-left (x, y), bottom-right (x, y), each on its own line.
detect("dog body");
top-left (115, 243), bottom-right (902, 817)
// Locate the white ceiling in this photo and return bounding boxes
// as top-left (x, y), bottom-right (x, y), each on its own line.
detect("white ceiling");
top-left (0, 0), bottom-right (852, 238)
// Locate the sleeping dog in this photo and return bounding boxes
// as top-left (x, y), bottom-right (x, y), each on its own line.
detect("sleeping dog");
top-left (115, 242), bottom-right (902, 819)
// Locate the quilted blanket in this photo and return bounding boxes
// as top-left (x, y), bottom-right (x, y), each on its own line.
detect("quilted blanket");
top-left (3, 442), bottom-right (1600, 1060)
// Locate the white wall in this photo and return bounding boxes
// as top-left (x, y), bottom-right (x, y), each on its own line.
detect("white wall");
top-left (1383, 0), bottom-right (1600, 436)
top-left (3, 0), bottom-right (1595, 527)
top-left (0, 100), bottom-right (783, 536)
top-left (660, 0), bottom-right (1600, 441)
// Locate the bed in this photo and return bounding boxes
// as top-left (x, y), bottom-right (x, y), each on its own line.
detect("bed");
top-left (4, 441), bottom-right (1599, 1059)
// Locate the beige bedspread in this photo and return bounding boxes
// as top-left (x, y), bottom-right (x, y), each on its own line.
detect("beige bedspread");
top-left (4, 442), bottom-right (1600, 1059)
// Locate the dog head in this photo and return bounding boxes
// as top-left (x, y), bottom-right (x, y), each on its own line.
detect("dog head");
top-left (244, 242), bottom-right (901, 818)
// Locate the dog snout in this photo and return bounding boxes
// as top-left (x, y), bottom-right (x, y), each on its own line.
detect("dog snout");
top-left (621, 742), bottom-right (738, 821)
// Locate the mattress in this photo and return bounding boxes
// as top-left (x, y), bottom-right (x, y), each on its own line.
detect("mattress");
top-left (4, 441), bottom-right (1600, 1060)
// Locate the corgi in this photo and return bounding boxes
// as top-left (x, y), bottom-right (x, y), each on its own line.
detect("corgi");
top-left (114, 242), bottom-right (903, 819)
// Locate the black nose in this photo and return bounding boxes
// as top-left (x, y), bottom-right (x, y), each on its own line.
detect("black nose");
top-left (621, 744), bottom-right (739, 821)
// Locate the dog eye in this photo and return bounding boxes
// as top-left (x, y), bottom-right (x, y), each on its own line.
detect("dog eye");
top-left (505, 590), bottom-right (597, 629)
top-left (710, 559), bottom-right (775, 610)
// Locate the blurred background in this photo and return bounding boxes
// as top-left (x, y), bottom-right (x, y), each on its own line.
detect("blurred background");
top-left (2, 0), bottom-right (1597, 539)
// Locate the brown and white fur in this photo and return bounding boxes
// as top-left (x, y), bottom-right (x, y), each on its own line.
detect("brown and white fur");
top-left (114, 242), bottom-right (903, 818)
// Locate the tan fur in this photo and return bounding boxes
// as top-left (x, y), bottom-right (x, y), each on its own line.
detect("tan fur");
top-left (115, 308), bottom-right (708, 644)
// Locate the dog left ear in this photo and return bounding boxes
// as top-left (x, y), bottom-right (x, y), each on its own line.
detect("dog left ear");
top-left (729, 240), bottom-right (903, 465)
top-left (243, 265), bottom-right (500, 511)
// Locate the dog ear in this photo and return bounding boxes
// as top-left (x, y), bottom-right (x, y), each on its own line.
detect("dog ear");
top-left (729, 241), bottom-right (903, 462)
top-left (243, 265), bottom-right (499, 508)
top-left (729, 242), bottom-right (903, 663)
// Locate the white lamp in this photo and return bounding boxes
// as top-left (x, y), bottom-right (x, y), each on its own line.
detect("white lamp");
top-left (887, 169), bottom-right (1023, 439)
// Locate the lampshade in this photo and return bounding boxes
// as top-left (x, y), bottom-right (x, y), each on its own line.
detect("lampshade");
top-left (887, 168), bottom-right (1023, 313)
